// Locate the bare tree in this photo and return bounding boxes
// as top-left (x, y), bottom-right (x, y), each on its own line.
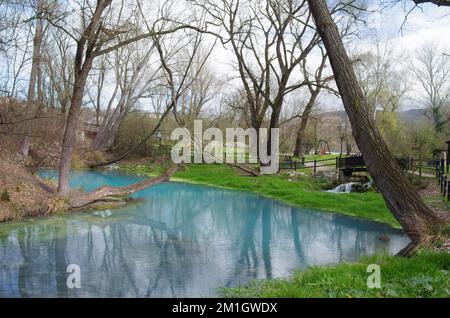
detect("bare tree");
top-left (191, 0), bottom-right (322, 162)
top-left (412, 41), bottom-right (449, 133)
top-left (41, 31), bottom-right (75, 113)
top-left (354, 37), bottom-right (409, 121)
top-left (54, 0), bottom-right (203, 195)
top-left (293, 47), bottom-right (334, 157)
top-left (90, 42), bottom-right (161, 150)
top-left (0, 0), bottom-right (26, 55)
top-left (88, 3), bottom-right (216, 168)
top-left (177, 48), bottom-right (218, 126)
top-left (20, 0), bottom-right (53, 157)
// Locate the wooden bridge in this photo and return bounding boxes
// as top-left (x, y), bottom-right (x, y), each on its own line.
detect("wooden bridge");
top-left (338, 155), bottom-right (366, 178)
top-left (79, 122), bottom-right (102, 133)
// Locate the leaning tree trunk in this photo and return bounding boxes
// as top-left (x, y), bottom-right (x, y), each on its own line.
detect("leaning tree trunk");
top-left (307, 0), bottom-right (444, 253)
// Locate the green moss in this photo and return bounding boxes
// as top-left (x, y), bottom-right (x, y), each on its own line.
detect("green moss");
top-left (221, 252), bottom-right (450, 298)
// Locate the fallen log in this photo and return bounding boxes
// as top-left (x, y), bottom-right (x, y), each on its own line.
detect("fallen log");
top-left (68, 164), bottom-right (181, 209)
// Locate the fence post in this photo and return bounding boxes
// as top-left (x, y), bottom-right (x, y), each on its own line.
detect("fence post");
top-left (447, 141), bottom-right (450, 174)
top-left (447, 180), bottom-right (450, 201)
top-left (444, 176), bottom-right (448, 197)
top-left (336, 157), bottom-right (338, 169)
top-left (419, 153), bottom-right (423, 178)
top-left (314, 159), bottom-right (317, 174)
top-left (436, 161), bottom-right (439, 177)
top-left (301, 157), bottom-right (305, 167)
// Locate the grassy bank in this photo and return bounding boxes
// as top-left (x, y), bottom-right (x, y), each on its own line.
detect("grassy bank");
top-left (121, 163), bottom-right (397, 227)
top-left (221, 252), bottom-right (450, 298)
top-left (161, 164), bottom-right (398, 227)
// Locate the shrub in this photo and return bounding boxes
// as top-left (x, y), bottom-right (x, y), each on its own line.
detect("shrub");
top-left (113, 113), bottom-right (160, 157)
top-left (1, 189), bottom-right (11, 202)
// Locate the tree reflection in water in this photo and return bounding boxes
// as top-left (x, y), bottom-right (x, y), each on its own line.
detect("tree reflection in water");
top-left (0, 175), bottom-right (409, 297)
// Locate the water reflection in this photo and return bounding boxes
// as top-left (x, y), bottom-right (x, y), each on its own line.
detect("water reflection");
top-left (0, 171), bottom-right (409, 297)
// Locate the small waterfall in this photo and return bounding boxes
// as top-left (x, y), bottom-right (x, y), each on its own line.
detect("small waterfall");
top-left (327, 182), bottom-right (356, 193)
top-left (327, 181), bottom-right (373, 194)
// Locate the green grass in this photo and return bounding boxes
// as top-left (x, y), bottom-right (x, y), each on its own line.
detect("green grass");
top-left (169, 164), bottom-right (398, 227)
top-left (221, 251), bottom-right (450, 298)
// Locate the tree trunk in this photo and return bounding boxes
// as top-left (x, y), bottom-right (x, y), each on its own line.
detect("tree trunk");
top-left (58, 74), bottom-right (87, 196)
top-left (307, 0), bottom-right (444, 249)
top-left (267, 105), bottom-right (281, 157)
top-left (293, 92), bottom-right (319, 158)
top-left (27, 0), bottom-right (45, 102)
top-left (20, 0), bottom-right (45, 158)
top-left (57, 0), bottom-right (113, 195)
top-left (293, 120), bottom-right (307, 158)
top-left (57, 63), bottom-right (93, 195)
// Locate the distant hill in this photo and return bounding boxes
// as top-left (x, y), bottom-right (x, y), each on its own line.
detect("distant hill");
top-left (319, 108), bottom-right (430, 125)
top-left (397, 109), bottom-right (429, 125)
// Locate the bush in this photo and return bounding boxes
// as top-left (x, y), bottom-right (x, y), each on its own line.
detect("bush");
top-left (71, 153), bottom-right (86, 169)
top-left (113, 113), bottom-right (160, 157)
top-left (83, 149), bottom-right (106, 164)
top-left (1, 189), bottom-right (11, 202)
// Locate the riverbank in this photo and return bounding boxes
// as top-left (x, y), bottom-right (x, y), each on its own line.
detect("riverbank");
top-left (221, 251), bottom-right (450, 298)
top-left (0, 148), bottom-right (57, 222)
top-left (121, 163), bottom-right (400, 227)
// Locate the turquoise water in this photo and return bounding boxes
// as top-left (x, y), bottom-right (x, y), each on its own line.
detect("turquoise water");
top-left (0, 170), bottom-right (409, 298)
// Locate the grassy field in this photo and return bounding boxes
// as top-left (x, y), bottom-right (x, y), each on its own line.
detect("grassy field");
top-left (221, 252), bottom-right (450, 298)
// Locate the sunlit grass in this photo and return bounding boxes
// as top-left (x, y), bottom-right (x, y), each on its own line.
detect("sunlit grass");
top-left (221, 251), bottom-right (450, 298)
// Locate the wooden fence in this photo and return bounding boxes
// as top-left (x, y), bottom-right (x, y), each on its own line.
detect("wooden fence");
top-left (436, 158), bottom-right (450, 201)
top-left (279, 156), bottom-right (341, 174)
top-left (280, 155), bottom-right (450, 201)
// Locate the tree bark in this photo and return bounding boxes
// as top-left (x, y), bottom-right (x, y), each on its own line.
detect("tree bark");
top-left (307, 0), bottom-right (444, 249)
